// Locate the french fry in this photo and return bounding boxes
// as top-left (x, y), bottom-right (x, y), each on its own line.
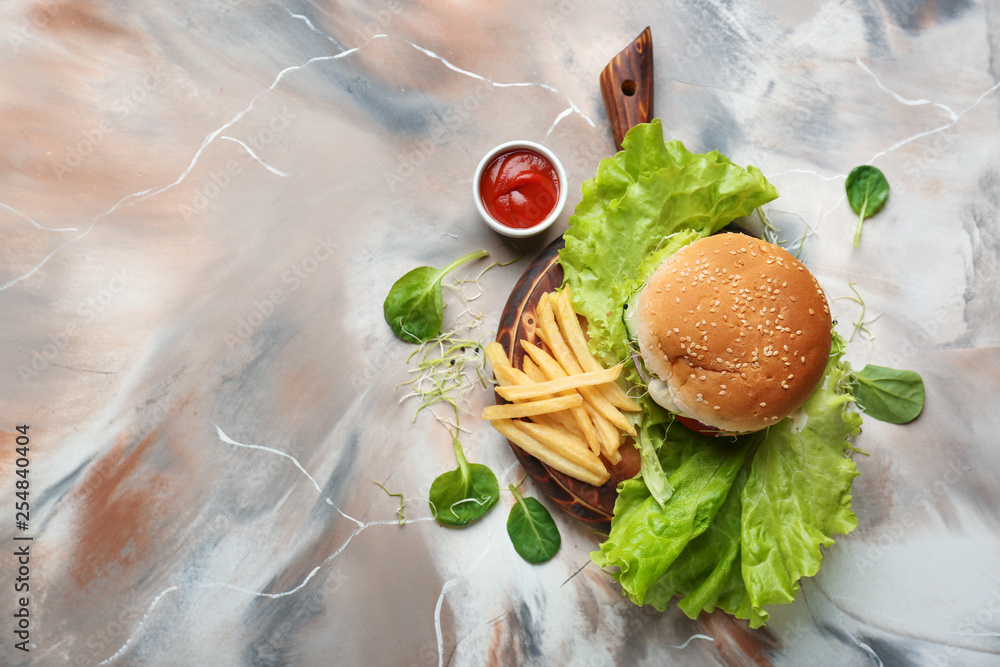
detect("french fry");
top-left (481, 395), bottom-right (582, 420)
top-left (530, 411), bottom-right (583, 438)
top-left (486, 342), bottom-right (547, 392)
top-left (585, 388), bottom-right (636, 436)
top-left (494, 366), bottom-right (621, 402)
top-left (520, 339), bottom-right (566, 381)
top-left (536, 295), bottom-right (583, 375)
top-left (570, 405), bottom-right (601, 455)
top-left (585, 403), bottom-right (623, 463)
top-left (521, 356), bottom-right (547, 383)
top-left (484, 342), bottom-right (517, 384)
top-left (553, 287), bottom-right (598, 372)
top-left (522, 339), bottom-right (635, 437)
top-left (492, 419), bottom-right (610, 487)
top-left (516, 419), bottom-right (594, 459)
top-left (521, 342), bottom-right (599, 452)
top-left (555, 288), bottom-right (641, 412)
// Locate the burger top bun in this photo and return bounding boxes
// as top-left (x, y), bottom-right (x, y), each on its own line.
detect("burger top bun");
top-left (636, 233), bottom-right (832, 434)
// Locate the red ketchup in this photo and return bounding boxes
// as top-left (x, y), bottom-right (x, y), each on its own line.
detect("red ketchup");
top-left (479, 149), bottom-right (560, 229)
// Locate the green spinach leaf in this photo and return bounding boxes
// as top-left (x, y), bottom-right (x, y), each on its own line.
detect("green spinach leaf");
top-left (850, 364), bottom-right (925, 424)
top-left (428, 432), bottom-right (498, 527)
top-left (506, 484), bottom-right (561, 563)
top-left (384, 249), bottom-right (488, 343)
top-left (845, 165), bottom-right (890, 248)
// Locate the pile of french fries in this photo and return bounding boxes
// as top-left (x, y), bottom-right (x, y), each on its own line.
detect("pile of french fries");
top-left (482, 287), bottom-right (640, 487)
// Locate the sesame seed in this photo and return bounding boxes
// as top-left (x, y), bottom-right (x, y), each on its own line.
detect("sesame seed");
top-left (760, 402), bottom-right (767, 407)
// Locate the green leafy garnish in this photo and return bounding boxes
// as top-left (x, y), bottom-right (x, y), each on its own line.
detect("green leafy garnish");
top-left (850, 364), bottom-right (925, 424)
top-left (559, 119), bottom-right (778, 367)
top-left (592, 336), bottom-right (862, 627)
top-left (373, 480), bottom-right (406, 525)
top-left (845, 165), bottom-right (890, 248)
top-left (738, 348), bottom-right (861, 623)
top-left (506, 484), bottom-right (561, 563)
top-left (835, 282), bottom-right (878, 342)
top-left (384, 249), bottom-right (489, 343)
top-left (398, 333), bottom-right (487, 421)
top-left (428, 432), bottom-right (499, 527)
top-left (592, 437), bottom-right (752, 605)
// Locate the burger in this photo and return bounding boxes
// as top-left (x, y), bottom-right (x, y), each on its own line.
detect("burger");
top-left (551, 120), bottom-right (920, 628)
top-left (635, 232), bottom-right (832, 435)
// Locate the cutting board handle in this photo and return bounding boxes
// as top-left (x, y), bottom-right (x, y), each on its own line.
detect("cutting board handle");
top-left (600, 26), bottom-right (654, 150)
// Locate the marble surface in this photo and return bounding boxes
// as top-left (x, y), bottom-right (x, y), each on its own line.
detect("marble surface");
top-left (2, 1), bottom-right (999, 665)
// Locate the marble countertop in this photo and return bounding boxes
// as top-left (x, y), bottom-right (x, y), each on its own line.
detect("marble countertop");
top-left (3, 1), bottom-right (999, 665)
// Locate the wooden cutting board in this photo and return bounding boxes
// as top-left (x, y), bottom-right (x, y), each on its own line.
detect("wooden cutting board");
top-left (494, 28), bottom-right (654, 531)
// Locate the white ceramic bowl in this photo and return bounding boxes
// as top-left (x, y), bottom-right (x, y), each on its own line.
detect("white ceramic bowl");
top-left (473, 140), bottom-right (568, 238)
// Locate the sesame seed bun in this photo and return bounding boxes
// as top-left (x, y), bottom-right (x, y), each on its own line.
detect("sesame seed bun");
top-left (636, 233), bottom-right (832, 434)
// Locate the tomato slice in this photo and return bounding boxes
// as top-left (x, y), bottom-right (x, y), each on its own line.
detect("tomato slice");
top-left (675, 415), bottom-right (727, 436)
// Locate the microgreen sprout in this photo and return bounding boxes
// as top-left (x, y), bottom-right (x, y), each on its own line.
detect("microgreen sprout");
top-left (789, 218), bottom-right (818, 262)
top-left (757, 206), bottom-right (779, 241)
top-left (373, 480), bottom-right (406, 525)
top-left (835, 282), bottom-right (882, 342)
top-left (397, 313), bottom-right (490, 423)
top-left (452, 251), bottom-right (525, 300)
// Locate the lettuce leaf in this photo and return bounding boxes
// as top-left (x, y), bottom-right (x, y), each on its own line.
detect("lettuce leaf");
top-left (740, 339), bottom-right (862, 623)
top-left (646, 467), bottom-right (767, 627)
top-left (591, 437), bottom-right (752, 606)
top-left (591, 335), bottom-right (860, 627)
top-left (559, 119), bottom-right (778, 368)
